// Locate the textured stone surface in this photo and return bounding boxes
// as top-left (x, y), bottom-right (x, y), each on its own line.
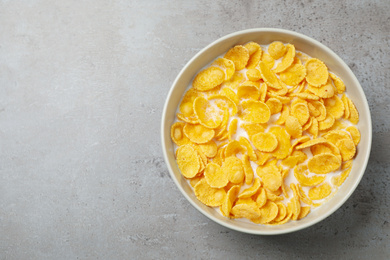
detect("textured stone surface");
top-left (0, 0), bottom-right (389, 259)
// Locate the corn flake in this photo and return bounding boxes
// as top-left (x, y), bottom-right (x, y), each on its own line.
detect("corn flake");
top-left (305, 58), bottom-right (329, 87)
top-left (308, 183), bottom-right (332, 201)
top-left (183, 123), bottom-right (215, 144)
top-left (285, 115), bottom-right (303, 139)
top-left (241, 100), bottom-right (271, 124)
top-left (308, 153), bottom-right (341, 174)
top-left (194, 178), bottom-right (226, 206)
top-left (273, 44), bottom-right (295, 73)
top-left (176, 145), bottom-right (200, 178)
top-left (224, 45), bottom-right (250, 71)
top-left (346, 126), bottom-right (361, 145)
top-left (220, 185), bottom-right (240, 217)
top-left (252, 132), bottom-right (278, 152)
top-left (193, 66), bottom-right (225, 91)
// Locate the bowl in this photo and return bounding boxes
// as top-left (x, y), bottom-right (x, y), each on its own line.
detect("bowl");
top-left (161, 28), bottom-right (372, 235)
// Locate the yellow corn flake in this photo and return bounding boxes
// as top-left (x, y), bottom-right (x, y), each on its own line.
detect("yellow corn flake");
top-left (308, 153), bottom-right (341, 174)
top-left (290, 184), bottom-right (301, 220)
top-left (308, 183), bottom-right (332, 201)
top-left (231, 199), bottom-right (261, 219)
top-left (324, 95), bottom-right (345, 119)
top-left (259, 61), bottom-right (283, 90)
top-left (193, 96), bottom-right (223, 129)
top-left (290, 136), bottom-right (311, 152)
top-left (311, 141), bottom-right (341, 159)
top-left (204, 162), bottom-right (228, 188)
top-left (237, 84), bottom-right (260, 100)
top-left (256, 164), bottom-right (280, 178)
top-left (254, 187), bottom-right (267, 208)
top-left (307, 118), bottom-right (319, 138)
top-left (291, 150), bottom-right (308, 164)
top-left (265, 97), bottom-right (283, 115)
top-left (252, 132), bottom-right (278, 152)
top-left (305, 58), bottom-right (329, 87)
top-left (285, 115), bottom-right (303, 139)
top-left (268, 80), bottom-right (288, 96)
top-left (341, 94), bottom-right (350, 119)
top-left (223, 71), bottom-right (246, 90)
top-left (318, 114), bottom-right (335, 130)
top-left (176, 113), bottom-right (199, 125)
top-left (270, 205), bottom-right (293, 225)
top-left (253, 201), bottom-right (278, 224)
top-left (246, 68), bottom-right (262, 81)
top-left (308, 100), bottom-right (327, 121)
top-left (298, 206), bottom-right (311, 220)
top-left (209, 94), bottom-right (238, 117)
top-left (214, 108), bottom-right (229, 136)
top-left (262, 172), bottom-right (282, 192)
top-left (224, 140), bottom-right (244, 158)
top-left (268, 92), bottom-right (291, 104)
top-left (323, 130), bottom-right (351, 145)
top-left (275, 105), bottom-right (290, 125)
top-left (269, 126), bottom-right (291, 159)
top-left (183, 123), bottom-right (215, 144)
top-left (194, 178), bottom-right (226, 207)
top-left (294, 137), bottom-right (326, 150)
top-left (273, 44), bottom-right (295, 73)
top-left (279, 63), bottom-right (307, 86)
top-left (329, 73), bottom-right (346, 94)
top-left (302, 116), bottom-right (313, 131)
top-left (336, 138), bottom-right (356, 161)
top-left (176, 145), bottom-right (200, 178)
top-left (241, 100), bottom-right (271, 124)
top-left (198, 140), bottom-right (218, 158)
top-left (307, 79), bottom-right (335, 98)
top-left (227, 118), bottom-right (238, 141)
top-left (193, 146), bottom-right (208, 171)
top-left (241, 123), bottom-right (265, 138)
top-left (190, 175), bottom-right (203, 188)
top-left (171, 122), bottom-right (191, 146)
top-left (179, 88), bottom-right (204, 117)
top-left (212, 57), bottom-right (235, 81)
top-left (332, 167), bottom-right (352, 187)
top-left (241, 154), bottom-right (255, 185)
top-left (282, 155), bottom-right (302, 168)
top-left (268, 41), bottom-right (287, 59)
top-left (193, 66), bottom-right (225, 91)
top-left (239, 136), bottom-right (257, 162)
top-left (291, 102), bottom-right (310, 126)
top-left (247, 47), bottom-right (263, 69)
top-left (258, 82), bottom-right (267, 102)
top-left (224, 45), bottom-right (250, 71)
top-left (261, 52), bottom-right (275, 69)
top-left (223, 156), bottom-right (245, 184)
top-left (347, 97), bottom-right (359, 124)
top-left (273, 202), bottom-right (287, 222)
top-left (342, 160), bottom-right (353, 170)
top-left (220, 87), bottom-right (239, 106)
top-left (254, 150), bottom-right (272, 166)
top-left (220, 185), bottom-right (240, 217)
top-left (346, 126), bottom-right (361, 145)
top-left (244, 42), bottom-right (261, 55)
top-left (294, 168), bottom-right (326, 186)
top-left (238, 178), bottom-right (261, 198)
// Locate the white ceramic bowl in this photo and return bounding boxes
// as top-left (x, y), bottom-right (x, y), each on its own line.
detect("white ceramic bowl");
top-left (161, 28), bottom-right (372, 235)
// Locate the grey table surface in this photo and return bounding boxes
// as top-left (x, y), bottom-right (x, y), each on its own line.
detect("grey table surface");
top-left (1, 0), bottom-right (389, 259)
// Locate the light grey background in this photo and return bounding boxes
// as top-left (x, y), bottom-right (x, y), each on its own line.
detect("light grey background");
top-left (0, 0), bottom-right (389, 259)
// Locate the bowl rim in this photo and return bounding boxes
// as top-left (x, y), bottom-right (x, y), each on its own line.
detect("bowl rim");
top-left (161, 28), bottom-right (372, 235)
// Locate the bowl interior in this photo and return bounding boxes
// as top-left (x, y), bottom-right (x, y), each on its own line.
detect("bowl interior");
top-left (161, 28), bottom-right (372, 235)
